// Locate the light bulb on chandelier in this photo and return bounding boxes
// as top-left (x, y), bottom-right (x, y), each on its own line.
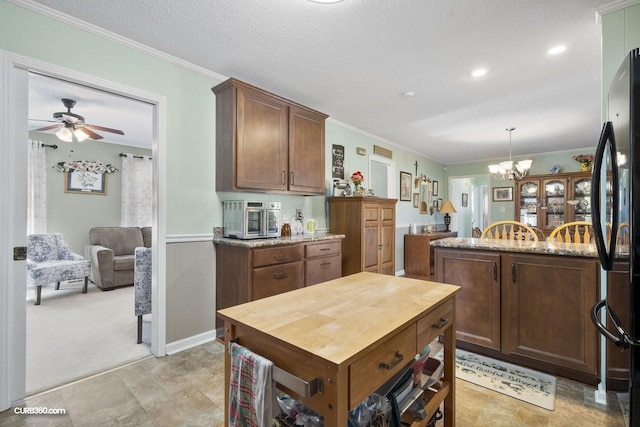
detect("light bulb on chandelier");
top-left (488, 127), bottom-right (533, 180)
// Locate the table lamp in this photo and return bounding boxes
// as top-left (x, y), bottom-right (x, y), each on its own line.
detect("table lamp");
top-left (439, 200), bottom-right (457, 232)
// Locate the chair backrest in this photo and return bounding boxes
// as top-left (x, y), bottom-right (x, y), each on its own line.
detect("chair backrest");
top-left (617, 222), bottom-right (630, 246)
top-left (27, 233), bottom-right (73, 262)
top-left (549, 221), bottom-right (593, 244)
top-left (529, 227), bottom-right (546, 241)
top-left (480, 221), bottom-right (539, 242)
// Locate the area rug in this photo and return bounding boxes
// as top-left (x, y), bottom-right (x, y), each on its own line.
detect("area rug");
top-left (435, 349), bottom-right (557, 410)
top-left (617, 393), bottom-right (629, 426)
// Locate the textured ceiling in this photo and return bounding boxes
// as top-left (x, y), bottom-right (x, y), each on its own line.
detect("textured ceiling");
top-left (25, 0), bottom-right (616, 164)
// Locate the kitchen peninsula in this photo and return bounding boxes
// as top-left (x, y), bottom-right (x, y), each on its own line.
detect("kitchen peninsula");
top-left (431, 237), bottom-right (606, 385)
top-left (213, 229), bottom-right (345, 336)
top-left (218, 272), bottom-right (460, 426)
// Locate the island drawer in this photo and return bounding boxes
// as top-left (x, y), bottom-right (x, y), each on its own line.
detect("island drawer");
top-left (349, 324), bottom-right (417, 407)
top-left (416, 299), bottom-right (453, 350)
top-left (253, 245), bottom-right (303, 268)
top-left (305, 240), bottom-right (341, 258)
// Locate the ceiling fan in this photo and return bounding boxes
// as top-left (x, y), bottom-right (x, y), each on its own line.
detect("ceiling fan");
top-left (32, 98), bottom-right (125, 142)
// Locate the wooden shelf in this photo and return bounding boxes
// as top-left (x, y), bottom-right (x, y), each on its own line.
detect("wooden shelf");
top-left (401, 380), bottom-right (450, 426)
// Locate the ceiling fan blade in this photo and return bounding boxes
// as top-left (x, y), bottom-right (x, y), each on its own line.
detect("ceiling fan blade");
top-left (29, 118), bottom-right (59, 123)
top-left (77, 127), bottom-right (104, 140)
top-left (33, 124), bottom-right (62, 132)
top-left (85, 124), bottom-right (124, 135)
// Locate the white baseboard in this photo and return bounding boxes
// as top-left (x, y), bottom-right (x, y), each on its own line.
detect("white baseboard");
top-left (165, 330), bottom-right (217, 355)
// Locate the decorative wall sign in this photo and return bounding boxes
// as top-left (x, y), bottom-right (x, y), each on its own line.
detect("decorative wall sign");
top-left (65, 170), bottom-right (107, 195)
top-left (432, 180), bottom-right (439, 196)
top-left (462, 193), bottom-right (469, 207)
top-left (413, 193), bottom-right (419, 208)
top-left (332, 144), bottom-right (345, 179)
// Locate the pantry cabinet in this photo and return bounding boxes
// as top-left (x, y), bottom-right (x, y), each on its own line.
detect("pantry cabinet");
top-left (514, 171), bottom-right (592, 234)
top-left (212, 78), bottom-right (327, 195)
top-left (434, 247), bottom-right (599, 383)
top-left (328, 197), bottom-right (397, 276)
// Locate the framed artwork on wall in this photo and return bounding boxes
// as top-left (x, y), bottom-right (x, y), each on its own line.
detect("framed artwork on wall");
top-left (418, 181), bottom-right (430, 214)
top-left (493, 187), bottom-right (513, 202)
top-left (65, 170), bottom-right (107, 195)
top-left (413, 193), bottom-right (419, 208)
top-left (462, 193), bottom-right (469, 207)
top-left (400, 171), bottom-right (412, 201)
top-left (432, 180), bottom-right (439, 196)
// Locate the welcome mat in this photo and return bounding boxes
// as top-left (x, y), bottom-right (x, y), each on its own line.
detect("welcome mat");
top-left (435, 349), bottom-right (557, 410)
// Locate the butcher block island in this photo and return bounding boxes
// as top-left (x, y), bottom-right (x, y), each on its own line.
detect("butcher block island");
top-left (218, 272), bottom-right (460, 426)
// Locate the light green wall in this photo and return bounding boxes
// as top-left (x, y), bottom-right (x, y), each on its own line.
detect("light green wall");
top-left (30, 132), bottom-right (151, 254)
top-left (602, 3), bottom-right (640, 121)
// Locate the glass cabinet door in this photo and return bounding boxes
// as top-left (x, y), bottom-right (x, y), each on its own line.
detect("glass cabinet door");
top-left (570, 177), bottom-right (592, 222)
top-left (543, 179), bottom-right (566, 230)
top-left (517, 180), bottom-right (539, 227)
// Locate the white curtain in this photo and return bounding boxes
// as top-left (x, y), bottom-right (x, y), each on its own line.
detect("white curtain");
top-left (27, 140), bottom-right (47, 234)
top-left (121, 153), bottom-right (152, 227)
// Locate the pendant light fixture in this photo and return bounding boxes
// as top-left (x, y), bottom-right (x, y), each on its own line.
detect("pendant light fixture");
top-left (488, 127), bottom-right (533, 180)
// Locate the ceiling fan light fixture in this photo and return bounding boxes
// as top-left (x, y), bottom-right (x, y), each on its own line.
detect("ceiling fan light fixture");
top-left (74, 128), bottom-right (89, 142)
top-left (56, 126), bottom-right (73, 142)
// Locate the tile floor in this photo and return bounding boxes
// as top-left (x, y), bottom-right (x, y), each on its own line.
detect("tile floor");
top-left (0, 341), bottom-right (628, 426)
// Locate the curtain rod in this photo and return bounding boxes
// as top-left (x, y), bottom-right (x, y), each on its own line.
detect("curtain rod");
top-left (41, 143), bottom-right (58, 149)
top-left (119, 153), bottom-right (152, 160)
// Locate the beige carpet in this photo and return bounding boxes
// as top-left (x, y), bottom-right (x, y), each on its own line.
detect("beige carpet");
top-left (26, 280), bottom-right (151, 395)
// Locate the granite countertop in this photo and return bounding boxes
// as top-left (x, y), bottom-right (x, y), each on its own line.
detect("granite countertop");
top-left (212, 227), bottom-right (345, 248)
top-left (430, 237), bottom-right (600, 258)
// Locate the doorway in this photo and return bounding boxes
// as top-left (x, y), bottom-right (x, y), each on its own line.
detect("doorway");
top-left (449, 175), bottom-right (490, 237)
top-left (0, 50), bottom-right (167, 409)
top-left (26, 72), bottom-right (154, 395)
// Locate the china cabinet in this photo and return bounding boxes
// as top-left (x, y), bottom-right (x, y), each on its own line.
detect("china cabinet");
top-left (514, 171), bottom-right (592, 234)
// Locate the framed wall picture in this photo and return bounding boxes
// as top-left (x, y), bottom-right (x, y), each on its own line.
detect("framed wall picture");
top-left (400, 171), bottom-right (412, 201)
top-left (413, 193), bottom-right (419, 208)
top-left (493, 187), bottom-right (513, 202)
top-left (432, 180), bottom-right (439, 196)
top-left (65, 170), bottom-right (107, 195)
top-left (437, 198), bottom-right (443, 211)
top-left (418, 181), bottom-right (430, 214)
top-left (462, 193), bottom-right (469, 207)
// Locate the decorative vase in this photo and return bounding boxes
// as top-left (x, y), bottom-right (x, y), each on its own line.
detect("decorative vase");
top-left (579, 162), bottom-right (592, 172)
top-left (354, 183), bottom-right (361, 193)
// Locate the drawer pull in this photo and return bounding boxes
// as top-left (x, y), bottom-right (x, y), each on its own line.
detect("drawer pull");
top-left (273, 254), bottom-right (289, 262)
top-left (431, 318), bottom-right (448, 330)
top-left (320, 248), bottom-right (330, 251)
top-left (273, 271), bottom-right (288, 280)
top-left (320, 262), bottom-right (331, 268)
top-left (379, 351), bottom-right (404, 370)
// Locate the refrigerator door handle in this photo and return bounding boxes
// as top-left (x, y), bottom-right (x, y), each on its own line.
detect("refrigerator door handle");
top-left (591, 299), bottom-right (629, 349)
top-left (591, 121), bottom-right (618, 270)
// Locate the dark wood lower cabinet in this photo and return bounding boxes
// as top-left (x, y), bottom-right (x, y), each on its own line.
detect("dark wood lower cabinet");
top-left (434, 247), bottom-right (600, 384)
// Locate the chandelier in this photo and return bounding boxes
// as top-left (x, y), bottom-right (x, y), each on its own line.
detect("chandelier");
top-left (488, 127), bottom-right (533, 180)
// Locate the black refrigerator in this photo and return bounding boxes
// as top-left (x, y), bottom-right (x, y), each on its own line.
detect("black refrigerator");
top-left (591, 47), bottom-right (640, 426)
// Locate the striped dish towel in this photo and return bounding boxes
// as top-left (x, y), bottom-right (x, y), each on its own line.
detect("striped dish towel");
top-left (229, 342), bottom-right (278, 427)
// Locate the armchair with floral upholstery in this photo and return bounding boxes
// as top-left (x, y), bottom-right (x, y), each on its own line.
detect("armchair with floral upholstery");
top-left (27, 233), bottom-right (91, 305)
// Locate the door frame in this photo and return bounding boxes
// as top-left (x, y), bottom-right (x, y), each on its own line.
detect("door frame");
top-left (0, 49), bottom-right (167, 410)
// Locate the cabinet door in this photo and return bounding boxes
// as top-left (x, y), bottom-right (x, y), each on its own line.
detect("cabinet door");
top-left (363, 204), bottom-right (381, 272)
top-left (379, 204), bottom-right (396, 275)
top-left (569, 176), bottom-right (592, 222)
top-left (434, 249), bottom-right (501, 350)
top-left (504, 254), bottom-right (598, 375)
top-left (288, 106), bottom-right (326, 194)
top-left (236, 87), bottom-right (288, 191)
top-left (541, 178), bottom-right (567, 232)
top-left (515, 179), bottom-right (541, 227)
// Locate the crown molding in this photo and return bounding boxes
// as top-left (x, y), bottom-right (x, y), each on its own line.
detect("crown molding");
top-left (6, 0), bottom-right (228, 83)
top-left (595, 0), bottom-right (640, 23)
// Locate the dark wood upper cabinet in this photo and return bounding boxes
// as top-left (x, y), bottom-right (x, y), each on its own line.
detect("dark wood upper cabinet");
top-left (212, 78), bottom-right (328, 195)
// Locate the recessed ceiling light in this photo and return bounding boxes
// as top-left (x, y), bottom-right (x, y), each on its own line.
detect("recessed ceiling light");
top-left (403, 91), bottom-right (415, 97)
top-left (306, 0), bottom-right (344, 3)
top-left (548, 45), bottom-right (567, 55)
top-left (471, 69), bottom-right (487, 78)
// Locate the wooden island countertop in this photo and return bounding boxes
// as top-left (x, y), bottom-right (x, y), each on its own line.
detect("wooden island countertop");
top-left (218, 271), bottom-right (460, 426)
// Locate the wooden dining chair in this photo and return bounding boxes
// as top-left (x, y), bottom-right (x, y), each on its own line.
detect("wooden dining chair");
top-left (549, 221), bottom-right (593, 244)
top-left (480, 220), bottom-right (539, 242)
top-left (617, 222), bottom-right (630, 246)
